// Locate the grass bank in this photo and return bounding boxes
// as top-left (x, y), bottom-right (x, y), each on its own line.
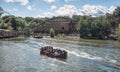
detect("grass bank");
top-left (0, 36), bottom-right (27, 41)
top-left (43, 36), bottom-right (120, 48)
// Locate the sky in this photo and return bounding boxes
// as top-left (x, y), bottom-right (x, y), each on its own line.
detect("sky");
top-left (0, 0), bottom-right (120, 18)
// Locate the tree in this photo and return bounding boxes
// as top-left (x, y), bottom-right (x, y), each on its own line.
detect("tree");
top-left (113, 6), bottom-right (120, 18)
top-left (116, 24), bottom-right (120, 41)
top-left (79, 21), bottom-right (90, 38)
top-left (50, 28), bottom-right (55, 38)
top-left (90, 17), bottom-right (110, 39)
top-left (18, 27), bottom-right (22, 31)
top-left (11, 16), bottom-right (17, 30)
top-left (25, 17), bottom-right (34, 24)
top-left (101, 17), bottom-right (110, 39)
top-left (0, 7), bottom-right (4, 29)
top-left (77, 16), bottom-right (84, 32)
top-left (16, 18), bottom-right (27, 31)
top-left (72, 15), bottom-right (80, 22)
top-left (23, 26), bottom-right (30, 37)
top-left (78, 16), bottom-right (91, 38)
top-left (0, 7), bottom-right (4, 17)
top-left (0, 7), bottom-right (9, 17)
top-left (77, 15), bottom-right (110, 39)
top-left (8, 25), bottom-right (13, 30)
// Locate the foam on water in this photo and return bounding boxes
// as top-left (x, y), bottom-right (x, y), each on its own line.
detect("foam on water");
top-left (27, 38), bottom-right (119, 67)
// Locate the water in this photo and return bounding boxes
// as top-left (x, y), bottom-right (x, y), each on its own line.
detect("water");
top-left (0, 38), bottom-right (120, 72)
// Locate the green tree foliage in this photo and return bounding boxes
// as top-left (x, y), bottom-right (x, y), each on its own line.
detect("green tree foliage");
top-left (101, 17), bottom-right (110, 38)
top-left (80, 22), bottom-right (89, 38)
top-left (16, 18), bottom-right (27, 31)
top-left (2, 15), bottom-right (10, 20)
top-left (23, 26), bottom-right (30, 37)
top-left (25, 17), bottom-right (34, 23)
top-left (50, 28), bottom-right (55, 38)
top-left (0, 7), bottom-right (4, 29)
top-left (18, 27), bottom-right (22, 31)
top-left (8, 25), bottom-right (13, 30)
top-left (0, 7), bottom-right (4, 17)
top-left (91, 18), bottom-right (104, 39)
top-left (72, 15), bottom-right (80, 21)
top-left (113, 6), bottom-right (120, 17)
top-left (116, 24), bottom-right (120, 41)
top-left (78, 16), bottom-right (91, 38)
top-left (1, 15), bottom-right (27, 31)
top-left (3, 23), bottom-right (8, 29)
top-left (78, 16), bottom-right (110, 39)
top-left (33, 18), bottom-right (43, 23)
top-left (11, 16), bottom-right (17, 30)
top-left (77, 16), bottom-right (84, 31)
top-left (0, 6), bottom-right (9, 17)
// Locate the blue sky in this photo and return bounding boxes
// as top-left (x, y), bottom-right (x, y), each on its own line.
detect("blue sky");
top-left (0, 0), bottom-right (120, 17)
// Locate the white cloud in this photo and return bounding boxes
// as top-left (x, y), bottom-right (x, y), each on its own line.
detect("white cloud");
top-left (27, 5), bottom-right (36, 10)
top-left (44, 12), bottom-right (54, 16)
top-left (108, 6), bottom-right (116, 14)
top-left (35, 15), bottom-right (46, 18)
top-left (33, 4), bottom-right (116, 18)
top-left (55, 5), bottom-right (77, 16)
top-left (50, 5), bottom-right (56, 10)
top-left (3, 0), bottom-right (36, 11)
top-left (7, 8), bottom-right (18, 12)
top-left (46, 4), bottom-right (116, 17)
top-left (34, 12), bottom-right (54, 18)
top-left (13, 8), bottom-right (18, 11)
top-left (44, 0), bottom-right (55, 3)
top-left (4, 0), bottom-right (28, 5)
top-left (40, 4), bottom-right (116, 17)
top-left (27, 5), bottom-right (32, 10)
top-left (78, 4), bottom-right (116, 17)
top-left (79, 4), bottom-right (108, 16)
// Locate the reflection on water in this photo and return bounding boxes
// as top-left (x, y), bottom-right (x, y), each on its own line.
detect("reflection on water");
top-left (0, 38), bottom-right (120, 72)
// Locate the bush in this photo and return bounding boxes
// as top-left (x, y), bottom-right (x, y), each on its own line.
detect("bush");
top-left (23, 26), bottom-right (30, 37)
top-left (50, 28), bottom-right (55, 38)
top-left (116, 24), bottom-right (120, 41)
top-left (8, 26), bottom-right (13, 30)
top-left (57, 33), bottom-right (65, 39)
top-left (62, 33), bottom-right (65, 38)
top-left (57, 33), bottom-right (61, 38)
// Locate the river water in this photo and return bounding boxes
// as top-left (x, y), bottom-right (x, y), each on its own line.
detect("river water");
top-left (0, 38), bottom-right (120, 72)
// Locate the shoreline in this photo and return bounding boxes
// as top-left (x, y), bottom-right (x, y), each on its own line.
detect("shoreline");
top-left (42, 37), bottom-right (120, 48)
top-left (0, 35), bottom-right (120, 48)
top-left (0, 36), bottom-right (27, 41)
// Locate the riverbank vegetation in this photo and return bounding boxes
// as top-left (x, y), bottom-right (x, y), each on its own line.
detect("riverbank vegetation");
top-left (50, 28), bottom-right (55, 38)
top-left (116, 24), bottom-right (120, 41)
top-left (43, 37), bottom-right (120, 48)
top-left (0, 6), bottom-right (120, 42)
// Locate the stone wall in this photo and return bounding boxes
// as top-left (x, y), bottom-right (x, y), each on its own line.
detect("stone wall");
top-left (32, 17), bottom-right (78, 34)
top-left (0, 29), bottom-right (18, 38)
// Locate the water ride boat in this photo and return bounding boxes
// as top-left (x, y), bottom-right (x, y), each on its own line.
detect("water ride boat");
top-left (40, 46), bottom-right (67, 59)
